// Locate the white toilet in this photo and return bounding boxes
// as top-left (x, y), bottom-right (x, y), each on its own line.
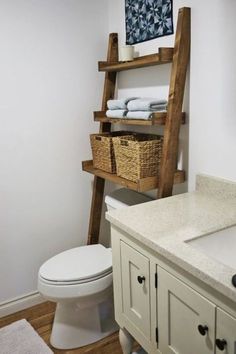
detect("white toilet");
top-left (38, 189), bottom-right (151, 350)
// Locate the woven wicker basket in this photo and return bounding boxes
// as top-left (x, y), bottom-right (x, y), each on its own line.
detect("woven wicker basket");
top-left (90, 131), bottom-right (133, 173)
top-left (113, 133), bottom-right (163, 182)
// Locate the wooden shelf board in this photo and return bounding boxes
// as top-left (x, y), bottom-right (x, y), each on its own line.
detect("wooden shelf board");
top-left (94, 111), bottom-right (186, 126)
top-left (82, 160), bottom-right (185, 192)
top-left (98, 47), bottom-right (173, 72)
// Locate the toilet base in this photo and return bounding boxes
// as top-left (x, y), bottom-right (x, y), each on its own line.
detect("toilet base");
top-left (50, 296), bottom-right (118, 350)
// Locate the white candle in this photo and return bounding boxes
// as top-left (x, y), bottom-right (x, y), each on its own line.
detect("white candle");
top-left (120, 45), bottom-right (134, 62)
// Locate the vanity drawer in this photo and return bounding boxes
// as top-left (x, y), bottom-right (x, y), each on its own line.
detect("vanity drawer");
top-left (120, 241), bottom-right (151, 340)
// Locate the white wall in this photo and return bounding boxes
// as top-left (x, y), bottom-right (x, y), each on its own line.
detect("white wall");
top-left (0, 0), bottom-right (108, 305)
top-left (188, 0), bottom-right (236, 188)
top-left (108, 0), bottom-right (236, 191)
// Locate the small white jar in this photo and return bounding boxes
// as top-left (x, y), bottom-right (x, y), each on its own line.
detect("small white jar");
top-left (120, 45), bottom-right (134, 62)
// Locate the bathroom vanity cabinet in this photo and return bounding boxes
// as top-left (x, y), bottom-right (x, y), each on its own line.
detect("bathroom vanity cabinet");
top-left (111, 226), bottom-right (236, 354)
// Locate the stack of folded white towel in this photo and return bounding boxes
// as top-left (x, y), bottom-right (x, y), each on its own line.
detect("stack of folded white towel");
top-left (106, 97), bottom-right (137, 118)
top-left (106, 97), bottom-right (167, 120)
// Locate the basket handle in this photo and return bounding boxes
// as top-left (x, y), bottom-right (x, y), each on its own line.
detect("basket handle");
top-left (95, 136), bottom-right (102, 141)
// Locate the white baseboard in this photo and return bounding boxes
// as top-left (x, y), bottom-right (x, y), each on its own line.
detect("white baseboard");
top-left (0, 292), bottom-right (44, 318)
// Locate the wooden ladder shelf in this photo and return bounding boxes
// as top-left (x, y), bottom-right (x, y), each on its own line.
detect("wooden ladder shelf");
top-left (82, 7), bottom-right (191, 245)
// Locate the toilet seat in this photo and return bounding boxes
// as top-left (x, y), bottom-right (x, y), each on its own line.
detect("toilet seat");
top-left (39, 244), bottom-right (112, 285)
top-left (39, 268), bottom-right (112, 286)
top-left (38, 271), bottom-right (113, 301)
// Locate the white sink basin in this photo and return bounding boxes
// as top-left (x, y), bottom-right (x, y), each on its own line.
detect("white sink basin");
top-left (187, 225), bottom-right (236, 270)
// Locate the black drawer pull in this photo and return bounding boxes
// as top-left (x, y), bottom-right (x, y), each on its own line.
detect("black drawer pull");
top-left (137, 276), bottom-right (145, 284)
top-left (198, 325), bottom-right (208, 336)
top-left (216, 339), bottom-right (227, 351)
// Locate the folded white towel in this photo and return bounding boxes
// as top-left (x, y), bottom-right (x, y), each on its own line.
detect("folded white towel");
top-left (126, 111), bottom-right (153, 120)
top-left (127, 98), bottom-right (167, 111)
top-left (107, 97), bottom-right (138, 110)
top-left (106, 109), bottom-right (127, 118)
top-left (126, 109), bottom-right (167, 120)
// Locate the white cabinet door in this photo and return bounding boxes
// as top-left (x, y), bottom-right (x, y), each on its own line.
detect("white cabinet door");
top-left (120, 241), bottom-right (151, 340)
top-left (216, 308), bottom-right (236, 354)
top-left (158, 267), bottom-right (215, 354)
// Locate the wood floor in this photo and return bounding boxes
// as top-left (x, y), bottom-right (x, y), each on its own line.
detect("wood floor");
top-left (0, 301), bottom-right (139, 354)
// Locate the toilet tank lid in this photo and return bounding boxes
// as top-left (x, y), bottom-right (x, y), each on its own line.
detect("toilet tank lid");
top-left (39, 244), bottom-right (112, 283)
top-left (105, 188), bottom-right (152, 209)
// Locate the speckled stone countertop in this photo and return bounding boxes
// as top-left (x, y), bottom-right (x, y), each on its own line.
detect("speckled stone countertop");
top-left (106, 175), bottom-right (236, 303)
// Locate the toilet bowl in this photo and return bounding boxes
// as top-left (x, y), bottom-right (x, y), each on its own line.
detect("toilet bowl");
top-left (38, 189), bottom-right (152, 350)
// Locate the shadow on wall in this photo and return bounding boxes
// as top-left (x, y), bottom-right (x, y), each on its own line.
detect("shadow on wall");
top-left (99, 181), bottom-right (116, 247)
top-left (118, 64), bottom-right (171, 90)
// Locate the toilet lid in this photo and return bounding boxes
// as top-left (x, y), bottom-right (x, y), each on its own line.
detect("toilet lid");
top-left (39, 244), bottom-right (112, 283)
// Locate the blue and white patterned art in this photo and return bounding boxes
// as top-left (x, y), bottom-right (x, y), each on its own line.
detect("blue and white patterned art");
top-left (125, 0), bottom-right (174, 44)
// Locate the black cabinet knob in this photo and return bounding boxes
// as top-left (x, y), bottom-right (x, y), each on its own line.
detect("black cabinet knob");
top-left (232, 274), bottom-right (236, 287)
top-left (216, 339), bottom-right (227, 351)
top-left (137, 275), bottom-right (145, 284)
top-left (198, 324), bottom-right (208, 336)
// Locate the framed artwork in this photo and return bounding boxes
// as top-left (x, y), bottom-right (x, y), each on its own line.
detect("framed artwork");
top-left (126, 0), bottom-right (174, 45)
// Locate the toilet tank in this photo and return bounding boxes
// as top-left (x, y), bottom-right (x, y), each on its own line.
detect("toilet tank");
top-left (105, 188), bottom-right (152, 211)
